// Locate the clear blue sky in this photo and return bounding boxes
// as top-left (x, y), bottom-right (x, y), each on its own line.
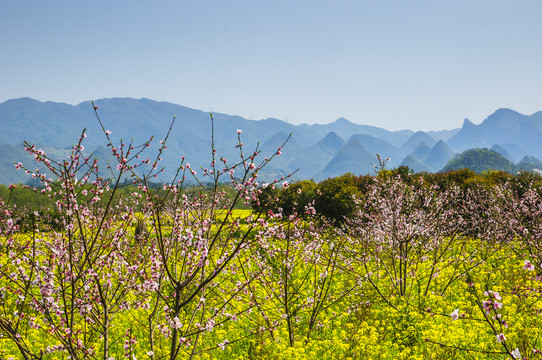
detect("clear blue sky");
top-left (2, 1), bottom-right (542, 131)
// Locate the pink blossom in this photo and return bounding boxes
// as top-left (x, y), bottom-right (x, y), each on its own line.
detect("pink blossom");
top-left (237, 129), bottom-right (242, 134)
top-left (524, 260), bottom-right (535, 271)
top-left (172, 317), bottom-right (182, 329)
top-left (450, 309), bottom-right (459, 320)
top-left (484, 290), bottom-right (501, 300)
top-left (496, 333), bottom-right (506, 342)
top-left (205, 319), bottom-right (215, 332)
top-left (105, 130), bottom-right (112, 135)
top-left (218, 339), bottom-right (229, 350)
top-left (482, 300), bottom-right (492, 311)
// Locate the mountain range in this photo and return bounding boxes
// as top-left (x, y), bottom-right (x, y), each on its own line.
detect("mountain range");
top-left (1, 97), bottom-right (541, 185)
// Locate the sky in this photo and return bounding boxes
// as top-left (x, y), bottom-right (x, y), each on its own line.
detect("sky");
top-left (2, 1), bottom-right (542, 131)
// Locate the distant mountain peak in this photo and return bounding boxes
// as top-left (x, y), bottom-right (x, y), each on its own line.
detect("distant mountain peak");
top-left (462, 118), bottom-right (476, 128)
top-left (482, 108), bottom-right (527, 126)
top-left (433, 139), bottom-right (448, 147)
top-left (400, 131), bottom-right (436, 153)
top-left (401, 155), bottom-right (433, 173)
top-left (442, 148), bottom-right (516, 173)
top-left (410, 142), bottom-right (432, 162)
top-left (490, 144), bottom-right (513, 161)
top-left (317, 131), bottom-right (345, 151)
top-left (4, 97), bottom-right (45, 106)
top-left (333, 117), bottom-right (354, 125)
top-left (490, 108), bottom-right (521, 117)
top-left (323, 131), bottom-right (340, 138)
top-left (412, 141), bottom-right (430, 152)
top-left (425, 140), bottom-right (454, 171)
top-left (262, 131), bottom-right (290, 147)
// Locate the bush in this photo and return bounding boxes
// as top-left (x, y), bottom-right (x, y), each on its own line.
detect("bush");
top-left (314, 173), bottom-right (359, 224)
top-left (277, 180), bottom-right (317, 217)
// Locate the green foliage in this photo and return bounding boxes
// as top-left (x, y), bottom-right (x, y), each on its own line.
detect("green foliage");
top-left (442, 148), bottom-right (517, 174)
top-left (251, 183), bottom-right (280, 213)
top-left (378, 165), bottom-right (418, 185)
top-left (314, 173), bottom-right (359, 224)
top-left (352, 174), bottom-right (377, 195)
top-left (277, 180), bottom-right (317, 216)
top-left (1, 185), bottom-right (56, 211)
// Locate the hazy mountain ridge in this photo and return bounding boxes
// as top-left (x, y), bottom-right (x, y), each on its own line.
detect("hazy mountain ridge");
top-left (448, 109), bottom-right (542, 158)
top-left (1, 97), bottom-right (541, 185)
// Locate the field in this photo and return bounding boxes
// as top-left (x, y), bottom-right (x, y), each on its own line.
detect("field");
top-left (2, 124), bottom-right (542, 360)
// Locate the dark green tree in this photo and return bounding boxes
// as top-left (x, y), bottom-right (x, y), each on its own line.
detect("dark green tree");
top-left (314, 173), bottom-right (359, 224)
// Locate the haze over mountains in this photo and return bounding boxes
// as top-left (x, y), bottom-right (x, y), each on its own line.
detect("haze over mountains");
top-left (1, 97), bottom-right (541, 185)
